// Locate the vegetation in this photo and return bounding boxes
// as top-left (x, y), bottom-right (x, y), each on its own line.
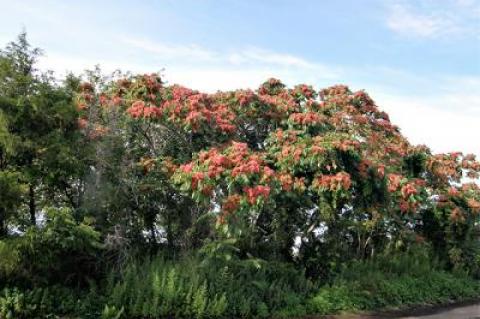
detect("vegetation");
top-left (0, 32), bottom-right (479, 318)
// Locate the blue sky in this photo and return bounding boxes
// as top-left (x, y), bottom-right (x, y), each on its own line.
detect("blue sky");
top-left (0, 0), bottom-right (479, 155)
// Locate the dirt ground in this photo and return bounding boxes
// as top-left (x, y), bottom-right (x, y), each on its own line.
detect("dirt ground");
top-left (305, 300), bottom-right (480, 319)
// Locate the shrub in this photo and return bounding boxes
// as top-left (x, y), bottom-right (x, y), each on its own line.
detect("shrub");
top-left (307, 250), bottom-right (480, 315)
top-left (5, 207), bottom-right (103, 286)
top-left (106, 253), bottom-right (315, 318)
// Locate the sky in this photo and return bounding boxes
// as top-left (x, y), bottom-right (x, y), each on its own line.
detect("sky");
top-left (0, 0), bottom-right (479, 155)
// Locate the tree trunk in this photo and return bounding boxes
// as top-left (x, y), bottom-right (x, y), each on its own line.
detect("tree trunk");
top-left (0, 207), bottom-right (6, 237)
top-left (29, 183), bottom-right (36, 226)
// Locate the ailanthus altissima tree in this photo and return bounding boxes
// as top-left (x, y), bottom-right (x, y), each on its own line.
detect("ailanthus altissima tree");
top-left (77, 74), bottom-right (480, 275)
top-left (1, 33), bottom-right (480, 318)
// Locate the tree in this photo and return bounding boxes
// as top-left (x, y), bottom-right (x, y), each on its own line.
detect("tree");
top-left (88, 75), bottom-right (480, 272)
top-left (0, 32), bottom-right (86, 231)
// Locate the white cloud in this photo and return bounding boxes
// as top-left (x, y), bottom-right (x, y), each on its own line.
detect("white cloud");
top-left (386, 4), bottom-right (450, 38)
top-left (228, 47), bottom-right (314, 68)
top-left (385, 1), bottom-right (479, 38)
top-left (120, 37), bottom-right (217, 61)
top-left (37, 52), bottom-right (155, 76)
top-left (374, 92), bottom-right (480, 156)
top-left (119, 36), bottom-right (342, 79)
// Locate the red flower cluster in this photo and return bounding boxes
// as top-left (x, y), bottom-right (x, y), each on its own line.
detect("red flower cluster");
top-left (289, 112), bottom-right (325, 125)
top-left (244, 185), bottom-right (271, 204)
top-left (467, 198), bottom-right (480, 213)
top-left (278, 173), bottom-right (293, 191)
top-left (293, 84), bottom-right (315, 99)
top-left (401, 183), bottom-right (417, 199)
top-left (191, 172), bottom-right (205, 190)
top-left (387, 174), bottom-right (402, 193)
top-left (427, 153), bottom-right (463, 183)
top-left (313, 172), bottom-right (352, 192)
top-left (218, 194), bottom-right (243, 224)
top-left (77, 118), bottom-right (88, 129)
top-left (235, 89), bottom-right (255, 106)
top-left (450, 207), bottom-right (465, 222)
top-left (332, 139), bottom-right (361, 152)
top-left (126, 100), bottom-right (162, 118)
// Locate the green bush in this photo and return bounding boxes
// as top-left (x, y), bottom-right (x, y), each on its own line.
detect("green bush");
top-left (0, 286), bottom-right (84, 318)
top-left (307, 250), bottom-right (480, 315)
top-left (105, 253), bottom-right (315, 318)
top-left (1, 207), bottom-right (103, 286)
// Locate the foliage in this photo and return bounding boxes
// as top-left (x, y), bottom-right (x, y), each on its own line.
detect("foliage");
top-left (0, 286), bottom-right (89, 319)
top-left (0, 32), bottom-right (479, 318)
top-left (105, 253), bottom-right (313, 318)
top-left (307, 250), bottom-right (480, 314)
top-left (1, 207), bottom-right (103, 286)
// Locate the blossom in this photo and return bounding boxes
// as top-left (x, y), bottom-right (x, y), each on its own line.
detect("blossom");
top-left (401, 183), bottom-right (417, 199)
top-left (180, 163), bottom-right (193, 173)
top-left (450, 207), bottom-right (465, 222)
top-left (77, 118), bottom-right (88, 129)
top-left (222, 194), bottom-right (242, 214)
top-left (467, 198), bottom-right (480, 213)
top-left (448, 187), bottom-right (460, 197)
top-left (387, 174), bottom-right (402, 193)
top-left (127, 100), bottom-right (146, 118)
top-left (244, 185), bottom-right (271, 204)
top-left (191, 172), bottom-right (205, 190)
top-left (289, 112), bottom-right (325, 125)
top-left (313, 172), bottom-right (352, 192)
top-left (278, 173), bottom-right (293, 191)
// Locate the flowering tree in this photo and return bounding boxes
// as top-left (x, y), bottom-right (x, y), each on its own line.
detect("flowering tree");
top-left (78, 73), bottom-right (480, 272)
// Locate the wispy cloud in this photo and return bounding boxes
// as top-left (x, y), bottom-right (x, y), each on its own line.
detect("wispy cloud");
top-left (228, 47), bottom-right (314, 68)
top-left (386, 4), bottom-right (454, 38)
top-left (385, 1), bottom-right (479, 38)
top-left (120, 37), bottom-right (217, 61)
top-left (120, 36), bottom-right (340, 76)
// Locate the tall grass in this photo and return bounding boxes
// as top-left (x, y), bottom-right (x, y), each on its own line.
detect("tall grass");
top-left (105, 255), bottom-right (315, 318)
top-left (308, 248), bottom-right (480, 315)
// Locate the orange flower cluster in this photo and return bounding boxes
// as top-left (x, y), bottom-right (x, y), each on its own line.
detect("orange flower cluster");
top-left (293, 84), bottom-right (315, 99)
top-left (191, 172), bottom-right (205, 190)
top-left (235, 89), bottom-right (255, 106)
top-left (77, 118), bottom-right (88, 129)
top-left (387, 174), bottom-right (402, 192)
top-left (244, 185), bottom-right (271, 204)
top-left (467, 198), bottom-right (480, 213)
top-left (319, 85), bottom-right (350, 100)
top-left (218, 194), bottom-right (243, 224)
top-left (289, 112), bottom-right (325, 125)
top-left (161, 87), bottom-right (237, 133)
top-left (277, 173), bottom-right (293, 191)
top-left (88, 124), bottom-right (109, 140)
top-left (332, 139), bottom-right (360, 152)
top-left (312, 172), bottom-right (352, 192)
top-left (427, 153), bottom-right (463, 182)
top-left (400, 183), bottom-right (417, 199)
top-left (450, 207), bottom-right (465, 222)
top-left (126, 100), bottom-right (162, 118)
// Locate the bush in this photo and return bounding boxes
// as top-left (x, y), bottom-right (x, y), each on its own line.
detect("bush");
top-left (105, 253), bottom-right (315, 318)
top-left (307, 250), bottom-right (480, 315)
top-left (1, 207), bottom-right (103, 286)
top-left (0, 286), bottom-right (84, 318)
